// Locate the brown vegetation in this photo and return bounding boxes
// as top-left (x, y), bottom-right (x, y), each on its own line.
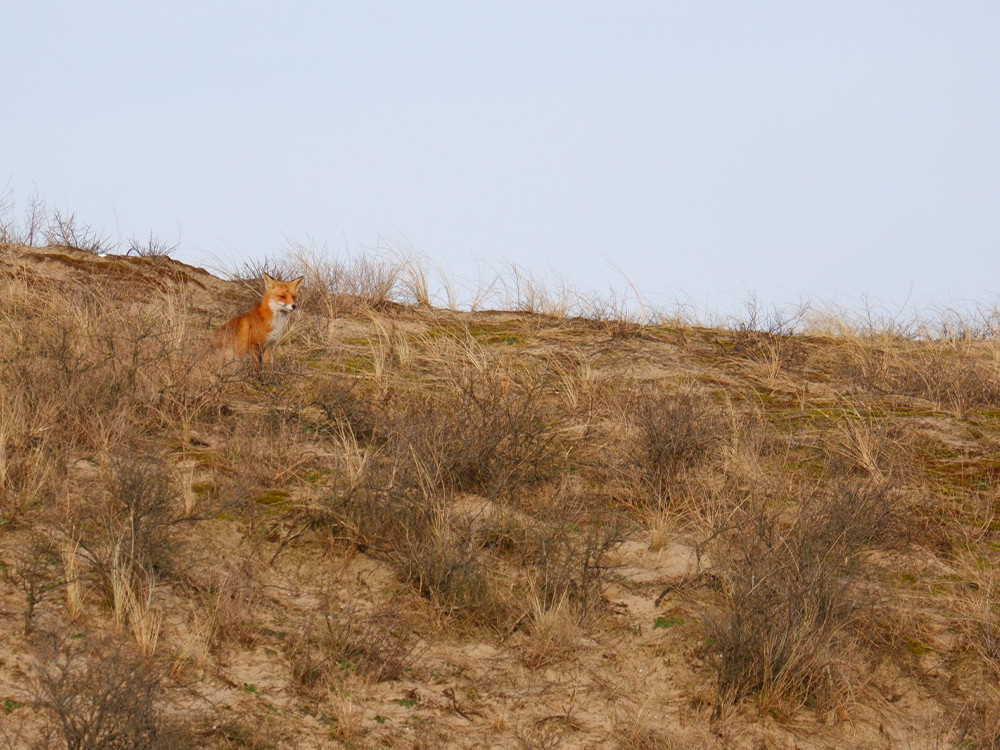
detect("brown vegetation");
top-left (2, 226), bottom-right (1000, 748)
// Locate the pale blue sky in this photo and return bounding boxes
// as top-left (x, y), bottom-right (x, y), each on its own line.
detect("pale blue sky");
top-left (3, 2), bottom-right (998, 315)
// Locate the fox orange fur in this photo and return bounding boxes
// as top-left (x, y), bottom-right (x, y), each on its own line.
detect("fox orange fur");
top-left (216, 274), bottom-right (304, 365)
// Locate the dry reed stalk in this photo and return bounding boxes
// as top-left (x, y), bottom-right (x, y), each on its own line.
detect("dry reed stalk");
top-left (61, 537), bottom-right (84, 620)
top-left (327, 686), bottom-right (366, 742)
top-left (127, 572), bottom-right (162, 658)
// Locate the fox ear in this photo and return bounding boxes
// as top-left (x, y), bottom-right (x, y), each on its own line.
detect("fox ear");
top-left (290, 276), bottom-right (304, 291)
top-left (262, 273), bottom-right (276, 287)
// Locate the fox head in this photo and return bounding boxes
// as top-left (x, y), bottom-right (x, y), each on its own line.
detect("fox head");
top-left (263, 274), bottom-right (304, 315)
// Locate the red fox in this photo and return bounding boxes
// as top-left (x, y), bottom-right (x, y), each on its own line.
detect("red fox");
top-left (216, 274), bottom-right (304, 365)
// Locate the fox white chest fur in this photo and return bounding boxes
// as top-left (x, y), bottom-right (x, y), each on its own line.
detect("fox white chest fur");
top-left (265, 301), bottom-right (294, 347)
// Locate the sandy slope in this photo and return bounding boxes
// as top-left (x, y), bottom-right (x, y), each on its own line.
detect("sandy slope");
top-left (0, 242), bottom-right (995, 748)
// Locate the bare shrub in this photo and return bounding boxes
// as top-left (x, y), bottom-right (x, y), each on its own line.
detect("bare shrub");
top-left (0, 183), bottom-right (15, 243)
top-left (323, 462), bottom-right (624, 632)
top-left (287, 600), bottom-right (420, 693)
top-left (702, 480), bottom-right (902, 714)
top-left (106, 455), bottom-right (177, 568)
top-left (529, 504), bottom-right (626, 622)
top-left (629, 385), bottom-right (729, 507)
top-left (0, 186), bottom-right (48, 245)
top-left (76, 454), bottom-right (178, 614)
top-left (382, 362), bottom-right (563, 501)
top-left (4, 533), bottom-right (62, 635)
top-left (22, 191), bottom-right (49, 246)
top-left (44, 209), bottom-right (112, 254)
top-left (125, 232), bottom-right (178, 258)
top-left (230, 256), bottom-right (301, 290)
top-left (392, 499), bottom-right (504, 624)
top-left (312, 479), bottom-right (383, 556)
top-left (30, 633), bottom-right (187, 750)
top-left (320, 472), bottom-right (514, 627)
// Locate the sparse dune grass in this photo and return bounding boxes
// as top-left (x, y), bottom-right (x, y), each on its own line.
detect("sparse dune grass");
top-left (4, 234), bottom-right (1000, 747)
